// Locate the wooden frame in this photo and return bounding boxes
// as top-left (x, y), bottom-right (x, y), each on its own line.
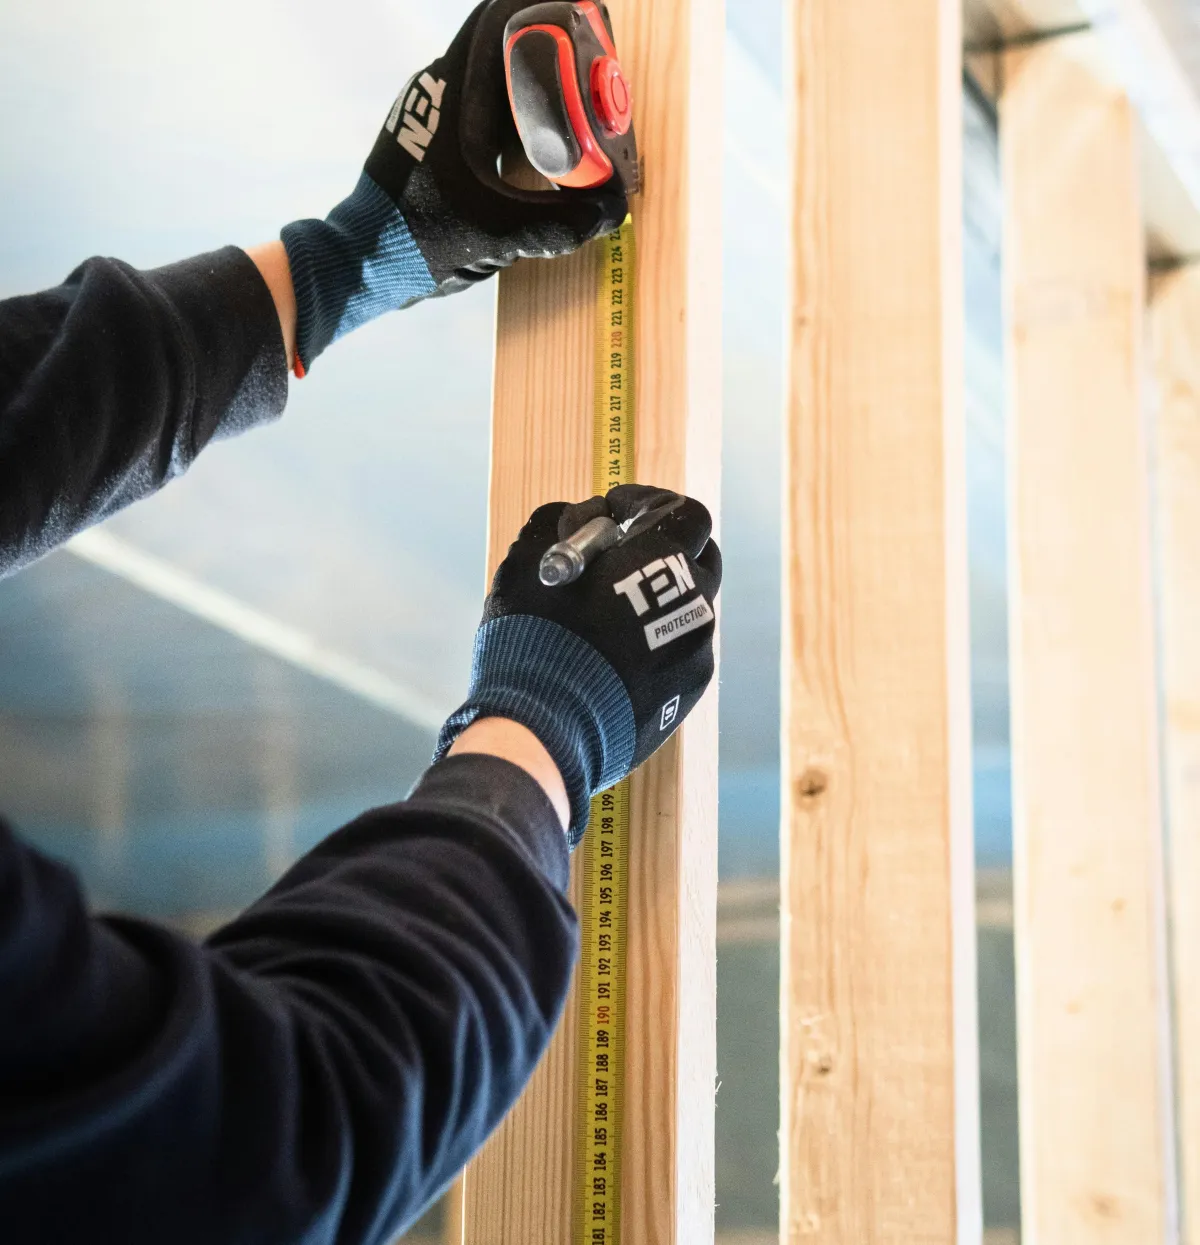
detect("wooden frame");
top-left (452, 1), bottom-right (724, 1240)
top-left (443, 2), bottom-right (1200, 1240)
top-left (1150, 265), bottom-right (1200, 1245)
top-left (1001, 33), bottom-right (1174, 1242)
top-left (780, 1), bottom-right (982, 1240)
top-left (965, 0), bottom-right (1200, 263)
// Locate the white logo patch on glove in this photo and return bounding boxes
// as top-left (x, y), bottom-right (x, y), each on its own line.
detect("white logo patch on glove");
top-left (644, 598), bottom-right (715, 651)
top-left (386, 72), bottom-right (447, 162)
top-left (612, 554), bottom-right (695, 617)
top-left (612, 555), bottom-right (711, 650)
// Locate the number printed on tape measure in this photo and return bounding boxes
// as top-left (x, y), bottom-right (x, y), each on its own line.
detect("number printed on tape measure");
top-left (577, 216), bottom-right (635, 1245)
top-left (576, 784), bottom-right (628, 1244)
top-left (595, 220), bottom-right (634, 494)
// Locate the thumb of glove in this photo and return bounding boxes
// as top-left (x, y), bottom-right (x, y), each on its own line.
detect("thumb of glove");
top-left (500, 180), bottom-right (629, 259)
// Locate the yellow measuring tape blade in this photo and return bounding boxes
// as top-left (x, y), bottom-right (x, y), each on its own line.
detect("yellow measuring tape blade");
top-left (574, 215), bottom-right (636, 1245)
top-left (593, 217), bottom-right (635, 496)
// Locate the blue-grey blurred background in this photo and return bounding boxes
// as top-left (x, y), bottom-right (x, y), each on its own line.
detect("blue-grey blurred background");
top-left (0, 2), bottom-right (1016, 1239)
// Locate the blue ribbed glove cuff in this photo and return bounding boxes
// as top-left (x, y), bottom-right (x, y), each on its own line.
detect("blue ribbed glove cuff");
top-left (434, 616), bottom-right (637, 847)
top-left (281, 173), bottom-right (437, 374)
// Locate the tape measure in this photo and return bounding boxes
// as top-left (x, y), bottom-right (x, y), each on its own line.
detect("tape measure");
top-left (504, 2), bottom-right (640, 195)
top-left (574, 215), bottom-right (636, 1245)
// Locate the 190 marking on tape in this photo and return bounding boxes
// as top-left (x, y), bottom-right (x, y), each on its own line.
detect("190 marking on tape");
top-left (575, 216), bottom-right (636, 1245)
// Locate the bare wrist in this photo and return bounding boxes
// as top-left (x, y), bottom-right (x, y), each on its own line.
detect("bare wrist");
top-left (244, 242), bottom-right (297, 372)
top-left (448, 718), bottom-right (570, 833)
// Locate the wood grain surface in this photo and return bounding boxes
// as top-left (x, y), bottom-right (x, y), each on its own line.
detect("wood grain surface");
top-left (1150, 266), bottom-right (1200, 1245)
top-left (457, 1), bottom-right (724, 1241)
top-left (780, 1), bottom-right (981, 1241)
top-left (1002, 36), bottom-right (1173, 1245)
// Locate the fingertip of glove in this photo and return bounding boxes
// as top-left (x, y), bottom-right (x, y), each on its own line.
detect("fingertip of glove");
top-left (604, 483), bottom-right (675, 522)
top-left (695, 536), bottom-right (723, 593)
top-left (555, 191), bottom-right (626, 246)
top-left (666, 498), bottom-right (715, 558)
top-left (592, 192), bottom-right (629, 238)
top-left (493, 503), bottom-right (568, 588)
top-left (524, 501), bottom-right (571, 535)
top-left (558, 494), bottom-right (609, 539)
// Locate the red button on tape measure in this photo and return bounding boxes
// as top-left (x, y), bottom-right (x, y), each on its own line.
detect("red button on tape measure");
top-left (591, 55), bottom-right (631, 137)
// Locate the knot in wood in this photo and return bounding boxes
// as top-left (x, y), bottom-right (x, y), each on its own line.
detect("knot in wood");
top-left (1089, 1193), bottom-right (1120, 1221)
top-left (795, 769), bottom-right (829, 801)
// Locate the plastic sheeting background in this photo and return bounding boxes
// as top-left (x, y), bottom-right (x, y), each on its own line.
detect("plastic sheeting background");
top-left (0, 2), bottom-right (1018, 1237)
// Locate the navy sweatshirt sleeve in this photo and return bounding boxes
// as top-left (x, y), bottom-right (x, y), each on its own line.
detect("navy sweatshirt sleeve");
top-left (0, 758), bottom-right (576, 1243)
top-left (0, 247), bottom-right (288, 577)
top-left (0, 252), bottom-right (579, 1242)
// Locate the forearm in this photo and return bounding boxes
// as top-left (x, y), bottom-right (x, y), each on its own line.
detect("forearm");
top-left (207, 753), bottom-right (576, 1234)
top-left (0, 248), bottom-right (288, 578)
top-left (0, 754), bottom-right (575, 1242)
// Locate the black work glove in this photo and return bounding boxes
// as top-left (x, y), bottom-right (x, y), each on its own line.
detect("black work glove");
top-left (367, 0), bottom-right (628, 287)
top-left (435, 485), bottom-right (722, 846)
top-left (281, 0), bottom-right (628, 374)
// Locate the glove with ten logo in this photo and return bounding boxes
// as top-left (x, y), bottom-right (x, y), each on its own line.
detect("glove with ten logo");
top-left (281, 0), bottom-right (627, 375)
top-left (435, 484), bottom-right (722, 846)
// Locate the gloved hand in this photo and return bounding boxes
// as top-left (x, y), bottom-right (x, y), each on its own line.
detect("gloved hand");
top-left (281, 0), bottom-right (628, 376)
top-left (436, 485), bottom-right (722, 845)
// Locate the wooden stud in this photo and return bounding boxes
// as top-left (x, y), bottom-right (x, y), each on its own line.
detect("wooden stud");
top-left (457, 1), bottom-right (723, 1241)
top-left (962, 0), bottom-right (1200, 263)
top-left (1001, 36), bottom-right (1173, 1243)
top-left (441, 1179), bottom-right (463, 1245)
top-left (780, 1), bottom-right (982, 1241)
top-left (1150, 265), bottom-right (1200, 1245)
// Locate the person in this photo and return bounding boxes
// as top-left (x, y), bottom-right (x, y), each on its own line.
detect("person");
top-left (0, 2), bottom-right (722, 1242)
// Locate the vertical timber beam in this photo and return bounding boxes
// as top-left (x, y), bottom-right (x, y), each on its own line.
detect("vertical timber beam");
top-left (1151, 265), bottom-right (1200, 1245)
top-left (1002, 36), bottom-right (1173, 1244)
top-left (781, 1), bottom-right (981, 1242)
top-left (457, 1), bottom-right (723, 1242)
